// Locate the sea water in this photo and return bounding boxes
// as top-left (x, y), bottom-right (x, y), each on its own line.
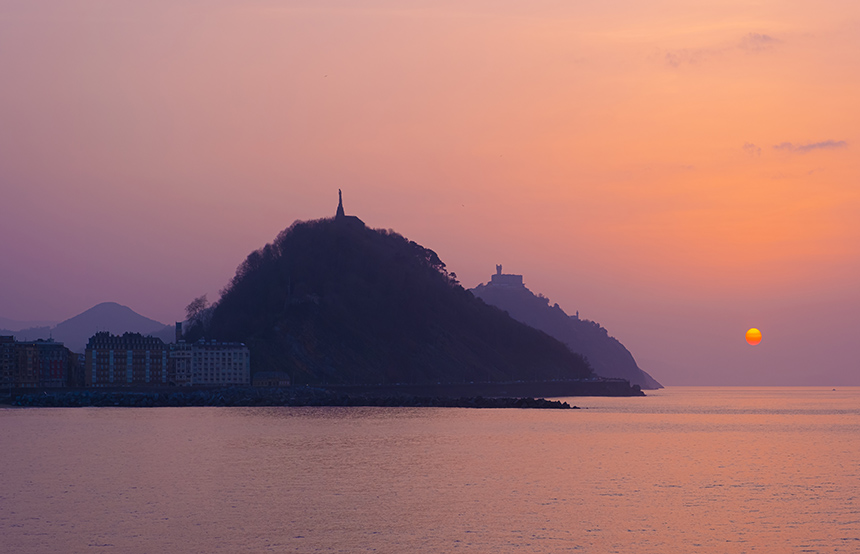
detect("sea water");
top-left (2, 387), bottom-right (859, 553)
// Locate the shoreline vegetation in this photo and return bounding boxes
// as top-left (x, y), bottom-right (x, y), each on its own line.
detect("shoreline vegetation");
top-left (2, 386), bottom-right (577, 409)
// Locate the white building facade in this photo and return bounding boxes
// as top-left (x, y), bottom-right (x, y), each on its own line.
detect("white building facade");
top-left (171, 340), bottom-right (251, 386)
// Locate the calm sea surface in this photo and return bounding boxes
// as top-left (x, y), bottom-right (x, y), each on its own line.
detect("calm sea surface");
top-left (2, 387), bottom-right (860, 553)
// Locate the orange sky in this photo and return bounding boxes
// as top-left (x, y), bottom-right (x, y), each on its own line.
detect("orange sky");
top-left (1, 0), bottom-right (858, 384)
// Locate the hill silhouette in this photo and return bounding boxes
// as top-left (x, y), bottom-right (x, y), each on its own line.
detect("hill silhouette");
top-left (472, 274), bottom-right (662, 389)
top-left (1, 302), bottom-right (173, 353)
top-left (200, 216), bottom-right (595, 387)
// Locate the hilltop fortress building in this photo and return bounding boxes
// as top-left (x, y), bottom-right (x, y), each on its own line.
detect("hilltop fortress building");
top-left (485, 266), bottom-right (579, 319)
top-left (490, 265), bottom-right (524, 287)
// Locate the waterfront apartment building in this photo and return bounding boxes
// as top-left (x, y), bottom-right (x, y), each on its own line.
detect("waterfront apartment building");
top-left (170, 339), bottom-right (250, 387)
top-left (85, 332), bottom-right (169, 387)
top-left (85, 332), bottom-right (251, 387)
top-left (171, 341), bottom-right (193, 385)
top-left (14, 342), bottom-right (40, 388)
top-left (31, 340), bottom-right (70, 388)
top-left (1, 336), bottom-right (15, 390)
top-left (0, 336), bottom-right (74, 389)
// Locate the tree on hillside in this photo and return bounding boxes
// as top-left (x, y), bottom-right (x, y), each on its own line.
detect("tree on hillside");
top-left (184, 294), bottom-right (211, 341)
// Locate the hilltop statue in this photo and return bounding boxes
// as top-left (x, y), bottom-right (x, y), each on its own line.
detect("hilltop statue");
top-left (336, 189), bottom-right (345, 218)
top-left (333, 190), bottom-right (365, 226)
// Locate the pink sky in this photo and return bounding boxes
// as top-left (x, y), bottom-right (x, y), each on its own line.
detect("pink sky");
top-left (2, 0), bottom-right (859, 385)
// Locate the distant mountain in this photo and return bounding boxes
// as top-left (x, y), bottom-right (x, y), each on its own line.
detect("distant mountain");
top-left (198, 211), bottom-right (596, 389)
top-left (471, 270), bottom-right (662, 389)
top-left (1, 302), bottom-right (174, 353)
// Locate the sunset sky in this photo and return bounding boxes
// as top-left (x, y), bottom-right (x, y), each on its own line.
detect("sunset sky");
top-left (2, 0), bottom-right (858, 385)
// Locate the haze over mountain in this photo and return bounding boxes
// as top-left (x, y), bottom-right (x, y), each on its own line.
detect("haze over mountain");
top-left (195, 202), bottom-right (596, 388)
top-left (0, 316), bottom-right (58, 332)
top-left (1, 302), bottom-right (174, 353)
top-left (472, 269), bottom-right (662, 389)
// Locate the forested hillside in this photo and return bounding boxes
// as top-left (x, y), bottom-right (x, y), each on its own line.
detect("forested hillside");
top-left (194, 217), bottom-right (594, 386)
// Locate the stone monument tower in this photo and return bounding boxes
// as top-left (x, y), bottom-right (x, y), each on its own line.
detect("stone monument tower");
top-left (336, 189), bottom-right (345, 218)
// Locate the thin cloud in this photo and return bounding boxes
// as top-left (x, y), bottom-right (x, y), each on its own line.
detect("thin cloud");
top-left (664, 32), bottom-right (780, 68)
top-left (773, 140), bottom-right (848, 153)
top-left (742, 142), bottom-right (762, 156)
top-left (664, 47), bottom-right (717, 68)
top-left (740, 33), bottom-right (779, 52)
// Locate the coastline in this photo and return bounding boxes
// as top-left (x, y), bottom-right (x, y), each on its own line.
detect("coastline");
top-left (2, 386), bottom-right (577, 409)
top-left (1, 378), bottom-right (641, 409)
top-left (325, 378), bottom-right (644, 398)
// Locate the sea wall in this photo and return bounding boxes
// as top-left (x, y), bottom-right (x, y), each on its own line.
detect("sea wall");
top-left (326, 378), bottom-right (643, 398)
top-left (5, 387), bottom-right (575, 409)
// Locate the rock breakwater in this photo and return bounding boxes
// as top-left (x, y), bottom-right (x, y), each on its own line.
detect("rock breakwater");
top-left (9, 387), bottom-right (577, 409)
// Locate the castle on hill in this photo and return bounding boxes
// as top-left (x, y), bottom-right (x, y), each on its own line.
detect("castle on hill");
top-left (485, 266), bottom-right (579, 318)
top-left (489, 265), bottom-right (524, 287)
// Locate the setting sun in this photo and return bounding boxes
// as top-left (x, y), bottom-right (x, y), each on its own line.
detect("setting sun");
top-left (746, 328), bottom-right (762, 346)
